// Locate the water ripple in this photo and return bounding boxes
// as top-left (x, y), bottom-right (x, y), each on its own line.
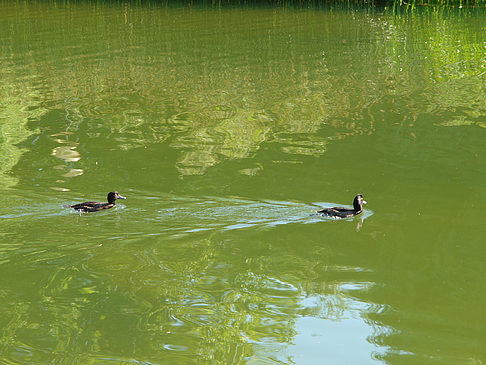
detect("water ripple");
top-left (0, 191), bottom-right (373, 239)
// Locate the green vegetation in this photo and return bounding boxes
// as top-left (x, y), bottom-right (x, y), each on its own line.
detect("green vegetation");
top-left (21, 0), bottom-right (486, 10)
top-left (174, 0), bottom-right (486, 8)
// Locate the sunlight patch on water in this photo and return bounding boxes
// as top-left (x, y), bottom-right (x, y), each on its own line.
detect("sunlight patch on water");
top-left (290, 316), bottom-right (377, 365)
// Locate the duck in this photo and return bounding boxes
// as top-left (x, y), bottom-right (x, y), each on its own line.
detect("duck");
top-left (65, 191), bottom-right (126, 212)
top-left (316, 194), bottom-right (366, 218)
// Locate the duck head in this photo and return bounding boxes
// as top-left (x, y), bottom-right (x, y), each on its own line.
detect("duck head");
top-left (353, 194), bottom-right (367, 212)
top-left (107, 191), bottom-right (126, 204)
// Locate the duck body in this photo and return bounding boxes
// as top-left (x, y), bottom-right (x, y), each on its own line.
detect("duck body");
top-left (66, 191), bottom-right (126, 213)
top-left (317, 194), bottom-right (366, 218)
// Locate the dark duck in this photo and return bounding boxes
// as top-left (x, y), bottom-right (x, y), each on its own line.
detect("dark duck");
top-left (65, 191), bottom-right (126, 212)
top-left (317, 194), bottom-right (367, 218)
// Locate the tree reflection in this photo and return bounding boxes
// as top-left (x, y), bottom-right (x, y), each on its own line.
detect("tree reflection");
top-left (0, 82), bottom-right (45, 188)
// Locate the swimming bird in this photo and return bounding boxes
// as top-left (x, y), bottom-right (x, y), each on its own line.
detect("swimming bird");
top-left (65, 191), bottom-right (126, 212)
top-left (316, 194), bottom-right (366, 218)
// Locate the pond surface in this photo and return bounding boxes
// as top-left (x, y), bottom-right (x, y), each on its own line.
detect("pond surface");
top-left (1, 2), bottom-right (486, 363)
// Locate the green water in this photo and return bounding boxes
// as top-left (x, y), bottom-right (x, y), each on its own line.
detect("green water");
top-left (1, 2), bottom-right (486, 363)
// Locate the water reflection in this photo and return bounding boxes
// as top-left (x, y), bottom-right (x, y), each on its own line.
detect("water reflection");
top-left (0, 213), bottom-right (376, 363)
top-left (49, 123), bottom-right (83, 191)
top-left (1, 3), bottom-right (486, 184)
top-left (51, 146), bottom-right (81, 162)
top-left (2, 2), bottom-right (385, 179)
top-left (2, 2), bottom-right (486, 363)
top-left (61, 168), bottom-right (84, 178)
top-left (0, 74), bottom-right (45, 188)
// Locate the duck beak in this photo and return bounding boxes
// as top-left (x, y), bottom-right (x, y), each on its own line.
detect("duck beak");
top-left (118, 195), bottom-right (126, 200)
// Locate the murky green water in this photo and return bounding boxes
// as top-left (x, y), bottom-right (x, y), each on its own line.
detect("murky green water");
top-left (1, 2), bottom-right (486, 363)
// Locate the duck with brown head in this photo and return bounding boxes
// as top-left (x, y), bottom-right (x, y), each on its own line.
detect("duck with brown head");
top-left (317, 194), bottom-right (367, 218)
top-left (65, 191), bottom-right (126, 213)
